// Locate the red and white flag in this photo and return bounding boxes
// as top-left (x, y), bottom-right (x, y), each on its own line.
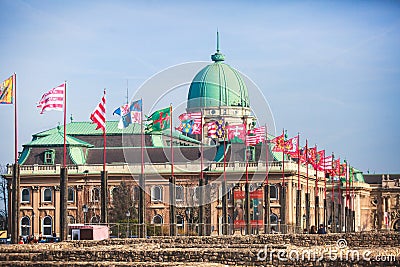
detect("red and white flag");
top-left (246, 126), bottom-right (266, 146)
top-left (226, 124), bottom-right (246, 142)
top-left (319, 155), bottom-right (333, 171)
top-left (90, 90), bottom-right (106, 131)
top-left (37, 83), bottom-right (65, 114)
top-left (206, 121), bottom-right (217, 138)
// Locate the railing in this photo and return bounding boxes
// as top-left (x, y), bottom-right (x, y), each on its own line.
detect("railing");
top-left (74, 222), bottom-right (305, 238)
top-left (8, 161), bottom-right (325, 179)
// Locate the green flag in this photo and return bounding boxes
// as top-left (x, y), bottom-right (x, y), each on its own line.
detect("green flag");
top-left (145, 107), bottom-right (171, 132)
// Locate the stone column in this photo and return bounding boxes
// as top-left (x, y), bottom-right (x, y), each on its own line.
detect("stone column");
top-left (11, 163), bottom-right (20, 244)
top-left (138, 174), bottom-right (146, 238)
top-left (296, 189), bottom-right (301, 233)
top-left (305, 192), bottom-right (310, 233)
top-left (315, 195), bottom-right (320, 228)
top-left (331, 200), bottom-right (336, 233)
top-left (221, 180), bottom-right (228, 235)
top-left (280, 186), bottom-right (286, 233)
top-left (100, 171), bottom-right (108, 224)
top-left (198, 177), bottom-right (204, 236)
top-left (169, 175), bottom-right (176, 236)
top-left (338, 200), bottom-right (342, 233)
top-left (245, 182), bottom-right (251, 235)
top-left (60, 167), bottom-right (68, 241)
top-left (264, 184), bottom-right (270, 233)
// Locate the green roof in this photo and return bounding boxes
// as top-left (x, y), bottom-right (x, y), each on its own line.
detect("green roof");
top-left (187, 60), bottom-right (249, 109)
top-left (34, 121), bottom-right (141, 137)
top-left (25, 131), bottom-right (94, 147)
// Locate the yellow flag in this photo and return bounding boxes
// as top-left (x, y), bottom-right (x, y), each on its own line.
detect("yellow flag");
top-left (0, 75), bottom-right (13, 104)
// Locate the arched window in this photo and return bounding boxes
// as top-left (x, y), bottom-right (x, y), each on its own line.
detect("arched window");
top-left (21, 188), bottom-right (30, 203)
top-left (91, 187), bottom-right (100, 202)
top-left (152, 214), bottom-right (163, 224)
top-left (176, 185), bottom-right (184, 202)
top-left (151, 186), bottom-right (162, 202)
top-left (42, 216), bottom-right (53, 236)
top-left (270, 213), bottom-right (278, 225)
top-left (20, 216), bottom-right (30, 236)
top-left (43, 188), bottom-right (52, 202)
top-left (91, 215), bottom-right (100, 224)
top-left (177, 215), bottom-right (184, 229)
top-left (270, 185), bottom-right (278, 200)
top-left (68, 187), bottom-right (75, 202)
top-left (68, 215), bottom-right (75, 224)
top-left (112, 187), bottom-right (119, 202)
top-left (133, 186), bottom-right (140, 201)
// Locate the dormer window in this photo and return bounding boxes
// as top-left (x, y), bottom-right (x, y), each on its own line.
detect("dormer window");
top-left (44, 150), bottom-right (55, 165)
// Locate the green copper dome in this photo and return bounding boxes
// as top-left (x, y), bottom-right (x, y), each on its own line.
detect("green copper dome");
top-left (187, 33), bottom-right (250, 109)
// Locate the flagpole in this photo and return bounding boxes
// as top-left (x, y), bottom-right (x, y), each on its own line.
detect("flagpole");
top-left (222, 117), bottom-right (227, 235)
top-left (103, 89), bottom-right (106, 172)
top-left (63, 81), bottom-right (67, 167)
top-left (315, 144), bottom-right (319, 228)
top-left (14, 73), bottom-right (18, 164)
top-left (296, 133), bottom-right (301, 233)
top-left (139, 98), bottom-right (145, 238)
top-left (280, 128), bottom-right (286, 233)
top-left (331, 153), bottom-right (335, 232)
top-left (323, 149), bottom-right (327, 228)
top-left (264, 124), bottom-right (270, 234)
top-left (305, 139), bottom-right (310, 232)
top-left (169, 104), bottom-right (176, 236)
top-left (199, 109), bottom-right (205, 236)
top-left (338, 159), bottom-right (342, 232)
top-left (244, 122), bottom-right (251, 235)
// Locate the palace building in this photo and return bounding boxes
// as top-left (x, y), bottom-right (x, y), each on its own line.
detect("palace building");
top-left (4, 38), bottom-right (397, 239)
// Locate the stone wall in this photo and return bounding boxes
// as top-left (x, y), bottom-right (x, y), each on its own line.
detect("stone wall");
top-left (0, 232), bottom-right (399, 266)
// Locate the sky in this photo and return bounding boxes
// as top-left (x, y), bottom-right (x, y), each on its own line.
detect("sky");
top-left (0, 0), bottom-right (399, 174)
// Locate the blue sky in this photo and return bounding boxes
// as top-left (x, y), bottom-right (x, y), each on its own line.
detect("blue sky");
top-left (0, 0), bottom-right (399, 173)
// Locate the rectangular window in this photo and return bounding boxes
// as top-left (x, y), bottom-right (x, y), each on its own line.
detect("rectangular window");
top-left (44, 150), bottom-right (55, 165)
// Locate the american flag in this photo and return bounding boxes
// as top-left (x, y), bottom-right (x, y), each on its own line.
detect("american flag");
top-left (37, 83), bottom-right (65, 114)
top-left (90, 90), bottom-right (106, 131)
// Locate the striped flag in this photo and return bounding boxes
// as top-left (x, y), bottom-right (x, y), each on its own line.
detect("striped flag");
top-left (319, 155), bottom-right (333, 171)
top-left (37, 83), bottom-right (65, 114)
top-left (206, 121), bottom-right (217, 138)
top-left (90, 90), bottom-right (106, 131)
top-left (0, 75), bottom-right (14, 104)
top-left (246, 126), bottom-right (266, 146)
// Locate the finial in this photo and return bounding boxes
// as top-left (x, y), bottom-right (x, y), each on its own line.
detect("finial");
top-left (211, 30), bottom-right (225, 62)
top-left (70, 114), bottom-right (73, 123)
top-left (217, 29), bottom-right (220, 52)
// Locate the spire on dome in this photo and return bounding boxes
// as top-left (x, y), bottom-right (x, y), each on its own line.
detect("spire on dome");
top-left (211, 30), bottom-right (225, 62)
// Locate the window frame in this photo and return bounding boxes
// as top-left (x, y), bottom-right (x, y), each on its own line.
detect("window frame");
top-left (21, 188), bottom-right (30, 203)
top-left (42, 188), bottom-right (52, 203)
top-left (91, 187), bottom-right (100, 203)
top-left (42, 216), bottom-right (53, 236)
top-left (44, 149), bottom-right (55, 165)
top-left (152, 214), bottom-right (163, 225)
top-left (20, 216), bottom-right (31, 237)
top-left (176, 185), bottom-right (184, 202)
top-left (68, 187), bottom-right (75, 203)
top-left (151, 185), bottom-right (163, 202)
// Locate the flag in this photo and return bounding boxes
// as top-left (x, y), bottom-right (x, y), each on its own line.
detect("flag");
top-left (226, 124), bottom-right (246, 143)
top-left (90, 91), bottom-right (106, 131)
top-left (206, 121), bottom-right (217, 138)
top-left (0, 75), bottom-right (13, 104)
top-left (312, 150), bottom-right (324, 169)
top-left (37, 83), bottom-right (65, 114)
top-left (113, 99), bottom-right (142, 129)
top-left (320, 155), bottom-right (333, 171)
top-left (307, 146), bottom-right (317, 166)
top-left (271, 133), bottom-right (285, 152)
top-left (246, 126), bottom-right (266, 146)
top-left (339, 162), bottom-right (347, 177)
top-left (215, 119), bottom-right (225, 138)
top-left (145, 106), bottom-right (171, 132)
top-left (177, 112), bottom-right (202, 134)
top-left (285, 136), bottom-right (298, 156)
